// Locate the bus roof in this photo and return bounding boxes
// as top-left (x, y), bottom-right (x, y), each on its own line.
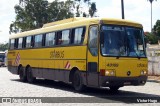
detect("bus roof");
top-left (43, 17), bottom-right (86, 28)
top-left (9, 17), bottom-right (143, 39)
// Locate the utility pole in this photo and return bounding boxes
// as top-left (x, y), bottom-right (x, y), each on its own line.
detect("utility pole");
top-left (121, 0), bottom-right (125, 19)
top-left (150, 0), bottom-right (153, 32)
top-left (148, 0), bottom-right (157, 32)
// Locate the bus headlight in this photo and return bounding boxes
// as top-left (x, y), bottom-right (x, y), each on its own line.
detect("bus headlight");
top-left (110, 70), bottom-right (115, 76)
top-left (141, 70), bottom-right (147, 75)
top-left (105, 70), bottom-right (115, 76)
top-left (105, 71), bottom-right (110, 76)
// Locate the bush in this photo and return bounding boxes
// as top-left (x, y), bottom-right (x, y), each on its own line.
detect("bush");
top-left (145, 32), bottom-right (159, 44)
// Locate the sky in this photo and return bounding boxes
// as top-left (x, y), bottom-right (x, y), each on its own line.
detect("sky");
top-left (0, 0), bottom-right (160, 43)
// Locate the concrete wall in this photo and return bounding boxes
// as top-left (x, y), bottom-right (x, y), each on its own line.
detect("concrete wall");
top-left (147, 45), bottom-right (160, 75)
top-left (148, 57), bottom-right (160, 75)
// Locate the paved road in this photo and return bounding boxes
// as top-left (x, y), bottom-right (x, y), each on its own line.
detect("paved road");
top-left (0, 67), bottom-right (160, 106)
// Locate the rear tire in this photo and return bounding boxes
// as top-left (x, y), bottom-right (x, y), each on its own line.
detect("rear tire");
top-left (19, 66), bottom-right (27, 82)
top-left (26, 67), bottom-right (36, 83)
top-left (72, 70), bottom-right (85, 92)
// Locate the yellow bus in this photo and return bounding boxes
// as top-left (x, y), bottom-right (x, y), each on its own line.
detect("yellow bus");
top-left (7, 17), bottom-right (148, 91)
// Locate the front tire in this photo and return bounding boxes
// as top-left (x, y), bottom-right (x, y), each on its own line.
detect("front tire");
top-left (26, 67), bottom-right (36, 83)
top-left (72, 70), bottom-right (85, 92)
top-left (19, 66), bottom-right (27, 82)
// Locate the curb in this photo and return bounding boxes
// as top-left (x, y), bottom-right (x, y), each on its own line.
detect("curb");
top-left (147, 79), bottom-right (160, 83)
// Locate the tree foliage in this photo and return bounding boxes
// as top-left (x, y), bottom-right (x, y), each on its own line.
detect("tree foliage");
top-left (144, 19), bottom-right (160, 44)
top-left (89, 2), bottom-right (97, 17)
top-left (10, 0), bottom-right (97, 34)
top-left (153, 20), bottom-right (160, 37)
top-left (0, 43), bottom-right (8, 51)
top-left (145, 32), bottom-right (159, 44)
top-left (10, 0), bottom-right (74, 33)
top-left (74, 0), bottom-right (97, 17)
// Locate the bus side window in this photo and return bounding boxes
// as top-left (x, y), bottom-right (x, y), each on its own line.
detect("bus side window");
top-left (45, 32), bottom-right (56, 46)
top-left (18, 38), bottom-right (23, 49)
top-left (61, 30), bottom-right (70, 45)
top-left (35, 34), bottom-right (42, 48)
top-left (26, 36), bottom-right (32, 48)
top-left (10, 39), bottom-right (15, 50)
top-left (74, 27), bottom-right (84, 44)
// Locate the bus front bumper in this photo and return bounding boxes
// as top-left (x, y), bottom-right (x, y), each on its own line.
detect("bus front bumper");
top-left (99, 76), bottom-right (147, 87)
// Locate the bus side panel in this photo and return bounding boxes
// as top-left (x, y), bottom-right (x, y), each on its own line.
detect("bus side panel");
top-left (7, 46), bottom-right (87, 83)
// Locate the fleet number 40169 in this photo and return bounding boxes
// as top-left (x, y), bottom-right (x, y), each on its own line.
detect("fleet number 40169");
top-left (50, 50), bottom-right (64, 58)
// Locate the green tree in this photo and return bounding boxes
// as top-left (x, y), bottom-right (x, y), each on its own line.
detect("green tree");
top-left (48, 0), bottom-right (74, 21)
top-left (0, 43), bottom-right (8, 51)
top-left (10, 0), bottom-right (74, 33)
top-left (153, 20), bottom-right (160, 37)
top-left (145, 32), bottom-right (159, 44)
top-left (10, 0), bottom-right (97, 34)
top-left (89, 2), bottom-right (97, 17)
top-left (10, 0), bottom-right (49, 33)
top-left (74, 0), bottom-right (97, 17)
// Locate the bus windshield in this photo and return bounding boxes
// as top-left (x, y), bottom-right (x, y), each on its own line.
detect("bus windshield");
top-left (100, 25), bottom-right (146, 58)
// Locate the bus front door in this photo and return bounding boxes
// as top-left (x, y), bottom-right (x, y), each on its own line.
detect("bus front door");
top-left (87, 25), bottom-right (99, 87)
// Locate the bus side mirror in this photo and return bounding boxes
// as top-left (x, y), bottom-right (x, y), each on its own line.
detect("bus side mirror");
top-left (144, 35), bottom-right (147, 48)
top-left (100, 31), bottom-right (104, 44)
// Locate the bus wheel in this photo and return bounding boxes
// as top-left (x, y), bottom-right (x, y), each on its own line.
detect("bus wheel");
top-left (19, 66), bottom-right (27, 82)
top-left (72, 70), bottom-right (85, 92)
top-left (26, 67), bottom-right (36, 83)
top-left (109, 86), bottom-right (120, 91)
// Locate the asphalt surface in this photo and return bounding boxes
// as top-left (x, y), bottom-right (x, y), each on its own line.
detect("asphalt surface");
top-left (0, 67), bottom-right (160, 106)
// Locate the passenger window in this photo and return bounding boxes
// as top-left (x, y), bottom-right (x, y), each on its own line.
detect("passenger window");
top-left (35, 34), bottom-right (42, 47)
top-left (45, 32), bottom-right (55, 46)
top-left (26, 36), bottom-right (32, 48)
top-left (74, 27), bottom-right (84, 44)
top-left (18, 38), bottom-right (23, 49)
top-left (88, 26), bottom-right (98, 56)
top-left (61, 30), bottom-right (70, 45)
top-left (10, 39), bottom-right (15, 49)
